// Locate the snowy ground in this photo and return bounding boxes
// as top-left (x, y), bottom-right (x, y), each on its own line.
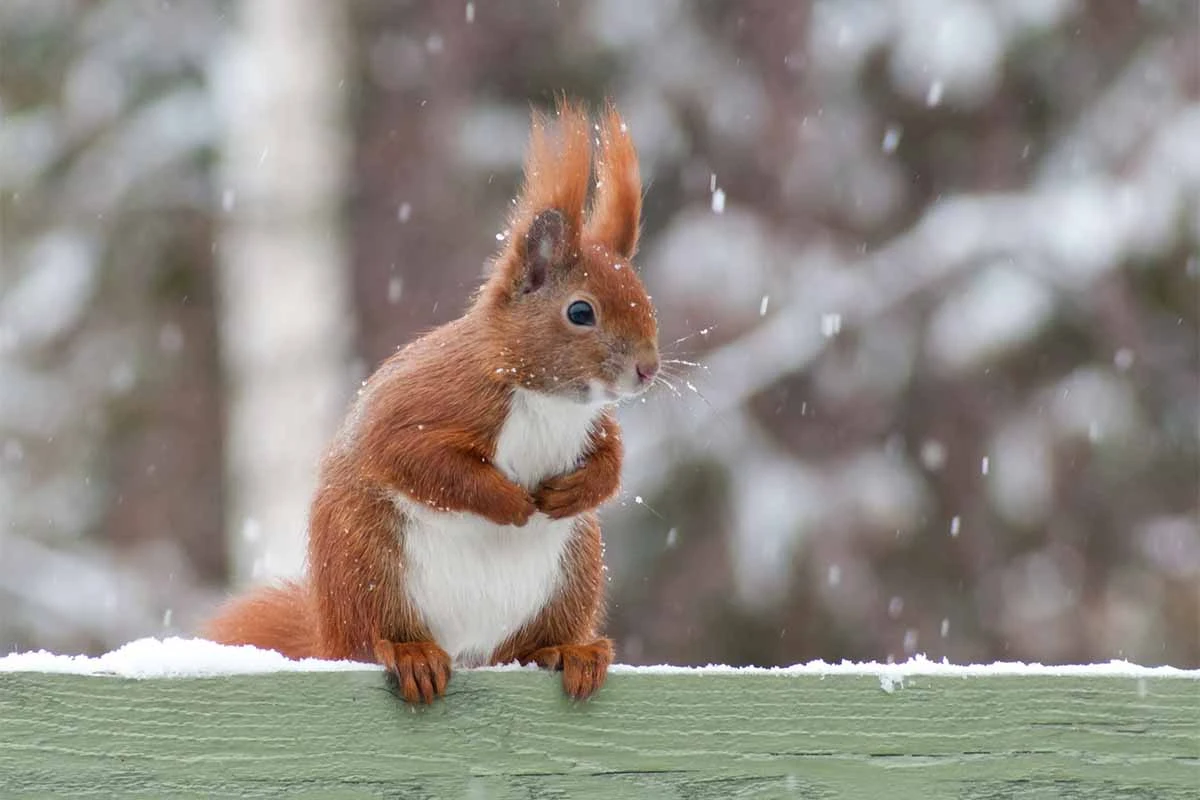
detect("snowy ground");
top-left (1, 637), bottom-right (1196, 681)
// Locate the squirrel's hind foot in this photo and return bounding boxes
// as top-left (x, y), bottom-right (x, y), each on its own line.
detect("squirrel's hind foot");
top-left (520, 638), bottom-right (613, 700)
top-left (375, 639), bottom-right (452, 704)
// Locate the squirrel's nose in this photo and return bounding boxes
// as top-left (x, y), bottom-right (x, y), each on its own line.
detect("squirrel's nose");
top-left (635, 357), bottom-right (659, 385)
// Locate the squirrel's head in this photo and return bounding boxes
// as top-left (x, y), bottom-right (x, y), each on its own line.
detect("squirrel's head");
top-left (479, 100), bottom-right (659, 405)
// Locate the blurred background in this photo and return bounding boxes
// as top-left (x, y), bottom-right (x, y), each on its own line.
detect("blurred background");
top-left (1, 0), bottom-right (1197, 667)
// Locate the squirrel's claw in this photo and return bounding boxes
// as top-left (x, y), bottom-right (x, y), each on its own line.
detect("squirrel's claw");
top-left (520, 638), bottom-right (613, 700)
top-left (375, 639), bottom-right (452, 704)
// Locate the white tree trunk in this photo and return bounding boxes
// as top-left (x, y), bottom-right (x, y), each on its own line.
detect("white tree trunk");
top-left (213, 0), bottom-right (354, 583)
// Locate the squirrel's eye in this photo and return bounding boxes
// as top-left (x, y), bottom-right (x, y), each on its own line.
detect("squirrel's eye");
top-left (566, 300), bottom-right (596, 327)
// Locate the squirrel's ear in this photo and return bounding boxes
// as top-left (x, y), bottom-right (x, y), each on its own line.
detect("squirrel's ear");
top-left (519, 209), bottom-right (567, 294)
top-left (482, 101), bottom-right (589, 303)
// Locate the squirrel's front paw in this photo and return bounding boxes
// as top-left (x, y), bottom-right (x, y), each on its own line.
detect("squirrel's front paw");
top-left (534, 469), bottom-right (600, 519)
top-left (487, 487), bottom-right (537, 527)
top-left (374, 640), bottom-right (452, 704)
top-left (520, 639), bottom-right (613, 700)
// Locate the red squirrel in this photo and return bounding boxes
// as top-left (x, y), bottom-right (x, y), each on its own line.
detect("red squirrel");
top-left (204, 100), bottom-right (659, 703)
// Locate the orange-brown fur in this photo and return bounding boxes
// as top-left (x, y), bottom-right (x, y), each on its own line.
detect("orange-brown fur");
top-left (204, 580), bottom-right (317, 658)
top-left (204, 99), bottom-right (655, 703)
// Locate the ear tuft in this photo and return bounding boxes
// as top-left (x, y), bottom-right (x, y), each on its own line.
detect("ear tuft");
top-left (480, 99), bottom-right (644, 307)
top-left (585, 103), bottom-right (642, 259)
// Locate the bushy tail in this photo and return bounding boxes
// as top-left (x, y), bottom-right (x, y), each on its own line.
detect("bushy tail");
top-left (203, 580), bottom-right (318, 660)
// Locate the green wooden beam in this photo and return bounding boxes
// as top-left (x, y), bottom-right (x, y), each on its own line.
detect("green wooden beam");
top-left (1, 669), bottom-right (1197, 798)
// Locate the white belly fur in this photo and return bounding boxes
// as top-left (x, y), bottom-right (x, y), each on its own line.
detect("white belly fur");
top-left (399, 389), bottom-right (603, 666)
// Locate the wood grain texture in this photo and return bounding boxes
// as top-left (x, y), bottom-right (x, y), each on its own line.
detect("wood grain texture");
top-left (1, 670), bottom-right (1196, 799)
